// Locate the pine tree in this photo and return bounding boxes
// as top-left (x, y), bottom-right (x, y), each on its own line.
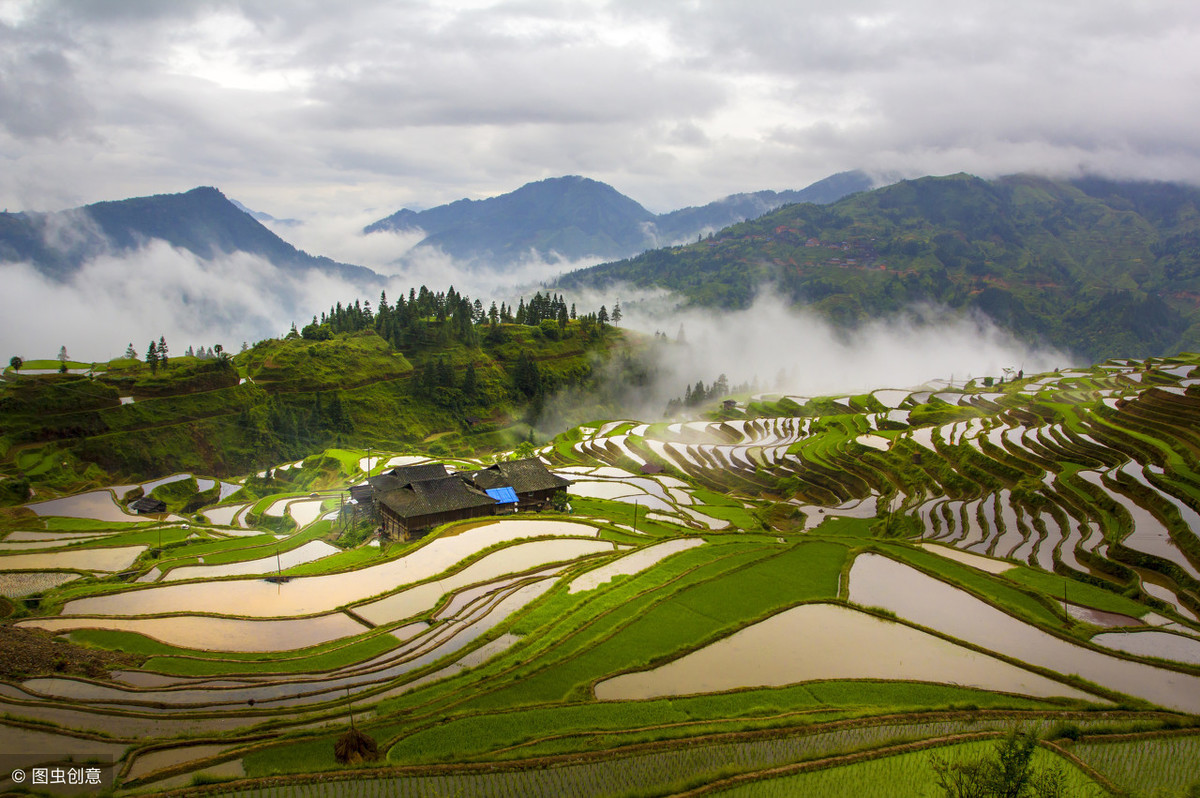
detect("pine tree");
top-left (146, 341), bottom-right (159, 373)
top-left (611, 302), bottom-right (622, 325)
top-left (124, 343), bottom-right (137, 360)
top-left (158, 336), bottom-right (169, 368)
top-left (598, 305), bottom-right (609, 326)
top-left (462, 361), bottom-right (478, 398)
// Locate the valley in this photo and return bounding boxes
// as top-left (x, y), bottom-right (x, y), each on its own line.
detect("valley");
top-left (2, 344), bottom-right (1198, 796)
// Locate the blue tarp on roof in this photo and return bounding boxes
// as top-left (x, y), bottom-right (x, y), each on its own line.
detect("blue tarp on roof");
top-left (485, 487), bottom-right (518, 504)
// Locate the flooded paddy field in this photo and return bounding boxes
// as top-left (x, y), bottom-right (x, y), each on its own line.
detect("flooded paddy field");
top-left (6, 360), bottom-right (1200, 791)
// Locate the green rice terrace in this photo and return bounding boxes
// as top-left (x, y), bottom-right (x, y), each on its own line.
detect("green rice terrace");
top-left (2, 353), bottom-right (1200, 795)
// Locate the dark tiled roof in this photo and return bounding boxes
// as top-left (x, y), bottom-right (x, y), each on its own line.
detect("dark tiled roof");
top-left (129, 497), bottom-right (166, 513)
top-left (378, 475), bottom-right (495, 520)
top-left (388, 463), bottom-right (449, 482)
top-left (367, 463), bottom-right (449, 495)
top-left (465, 458), bottom-right (570, 493)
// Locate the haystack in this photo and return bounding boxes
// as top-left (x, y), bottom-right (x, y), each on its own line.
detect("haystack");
top-left (334, 726), bottom-right (379, 764)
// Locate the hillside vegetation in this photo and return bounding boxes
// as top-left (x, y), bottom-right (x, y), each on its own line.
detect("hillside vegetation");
top-left (0, 288), bottom-right (640, 499)
top-left (559, 173), bottom-right (1200, 360)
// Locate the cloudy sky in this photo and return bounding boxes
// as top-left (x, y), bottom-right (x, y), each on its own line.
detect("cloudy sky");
top-left (2, 0), bottom-right (1199, 221)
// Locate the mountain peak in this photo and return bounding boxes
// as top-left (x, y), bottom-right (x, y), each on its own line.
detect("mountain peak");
top-left (364, 172), bottom-right (869, 267)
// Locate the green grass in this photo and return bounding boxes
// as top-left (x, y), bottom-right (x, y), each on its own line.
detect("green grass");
top-left (691, 503), bottom-right (763, 530)
top-left (1068, 733), bottom-right (1200, 796)
top-left (279, 545), bottom-right (382, 576)
top-left (716, 740), bottom-right (1104, 798)
top-left (387, 683), bottom-right (1062, 765)
top-left (67, 626), bottom-right (401, 672)
top-left (876, 543), bottom-right (1067, 630)
top-left (570, 496), bottom-right (685, 537)
top-left (454, 541), bottom-right (846, 712)
top-left (1002, 565), bottom-right (1153, 620)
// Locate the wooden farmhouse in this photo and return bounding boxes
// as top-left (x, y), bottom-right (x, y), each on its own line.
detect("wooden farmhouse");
top-left (129, 497), bottom-right (167, 514)
top-left (462, 458), bottom-right (572, 510)
top-left (376, 475), bottom-right (496, 540)
top-left (362, 457), bottom-right (572, 541)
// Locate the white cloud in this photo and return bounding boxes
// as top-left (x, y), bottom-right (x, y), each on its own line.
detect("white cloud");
top-left (2, 0), bottom-right (1197, 218)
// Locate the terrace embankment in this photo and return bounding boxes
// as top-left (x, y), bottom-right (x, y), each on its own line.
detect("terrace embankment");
top-left (0, 624), bottom-right (143, 679)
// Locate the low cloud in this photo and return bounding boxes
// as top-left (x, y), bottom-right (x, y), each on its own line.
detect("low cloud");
top-left (0, 242), bottom-right (359, 361)
top-left (538, 290), bottom-right (1070, 428)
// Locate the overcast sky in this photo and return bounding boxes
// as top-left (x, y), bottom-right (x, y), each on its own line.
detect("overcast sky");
top-left (3, 0), bottom-right (1200, 221)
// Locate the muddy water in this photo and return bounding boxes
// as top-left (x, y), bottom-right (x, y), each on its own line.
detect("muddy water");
top-left (125, 743), bottom-right (233, 781)
top-left (594, 603), bottom-right (1096, 702)
top-left (0, 698), bottom-right (256, 738)
top-left (569, 539), bottom-right (705, 594)
top-left (62, 521), bottom-right (601, 618)
top-left (5, 531), bottom-right (110, 542)
top-left (0, 721), bottom-right (126, 771)
top-left (1033, 515), bottom-right (1061, 571)
top-left (286, 500), bottom-right (328, 528)
top-left (873, 389), bottom-right (910, 408)
top-left (569, 481), bottom-right (647, 500)
top-left (162, 540), bottom-right (341, 581)
top-left (141, 473), bottom-right (192, 493)
top-left (203, 504), bottom-right (248, 526)
top-left (25, 491), bottom-right (144, 522)
top-left (0, 546), bottom-right (145, 572)
top-left (22, 611), bottom-right (370, 652)
top-left (0, 538), bottom-right (87, 551)
top-left (994, 495), bottom-right (1024, 558)
top-left (1078, 471), bottom-right (1200, 580)
top-left (355, 539), bottom-right (613, 625)
top-left (1062, 602), bottom-right (1143, 628)
top-left (968, 495), bottom-right (1000, 553)
top-left (27, 579), bottom-right (557, 711)
top-left (918, 543), bottom-right (1013, 574)
top-left (848, 553), bottom-right (1200, 713)
top-left (1092, 630), bottom-right (1200, 665)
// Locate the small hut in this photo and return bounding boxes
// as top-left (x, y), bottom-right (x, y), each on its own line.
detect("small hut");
top-left (129, 497), bottom-right (166, 514)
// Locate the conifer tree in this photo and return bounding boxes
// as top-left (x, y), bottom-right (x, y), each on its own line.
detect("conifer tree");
top-left (124, 343), bottom-right (137, 360)
top-left (146, 341), bottom-right (159, 373)
top-left (158, 336), bottom-right (169, 368)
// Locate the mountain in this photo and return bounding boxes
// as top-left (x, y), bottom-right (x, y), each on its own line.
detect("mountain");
top-left (0, 187), bottom-right (379, 283)
top-left (649, 170), bottom-right (875, 244)
top-left (364, 171), bottom-right (873, 266)
top-left (230, 198), bottom-right (300, 228)
top-left (556, 173), bottom-right (1200, 361)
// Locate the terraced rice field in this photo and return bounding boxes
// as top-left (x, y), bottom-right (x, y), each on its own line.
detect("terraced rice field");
top-left (3, 358), bottom-right (1200, 794)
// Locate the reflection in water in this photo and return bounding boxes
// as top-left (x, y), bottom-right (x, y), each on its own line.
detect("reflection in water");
top-left (0, 546), bottom-right (145, 573)
top-left (62, 524), bottom-right (605, 618)
top-left (22, 611), bottom-right (370, 652)
top-left (848, 553), bottom-right (1200, 713)
top-left (594, 603), bottom-right (1095, 702)
top-left (25, 491), bottom-right (143, 522)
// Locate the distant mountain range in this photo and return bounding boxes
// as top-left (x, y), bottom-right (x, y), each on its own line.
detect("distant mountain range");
top-left (364, 171), bottom-right (875, 266)
top-left (0, 187), bottom-right (378, 283)
top-left (557, 173), bottom-right (1200, 361)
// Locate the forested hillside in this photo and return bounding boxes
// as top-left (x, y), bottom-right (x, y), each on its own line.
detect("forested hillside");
top-left (558, 174), bottom-right (1200, 360)
top-left (0, 287), bottom-right (640, 500)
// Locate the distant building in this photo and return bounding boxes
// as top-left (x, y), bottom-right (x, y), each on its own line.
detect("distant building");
top-left (462, 458), bottom-right (572, 511)
top-left (376, 476), bottom-right (496, 540)
top-left (350, 463), bottom-right (448, 507)
top-left (365, 458), bottom-right (572, 541)
top-left (129, 497), bottom-right (167, 514)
